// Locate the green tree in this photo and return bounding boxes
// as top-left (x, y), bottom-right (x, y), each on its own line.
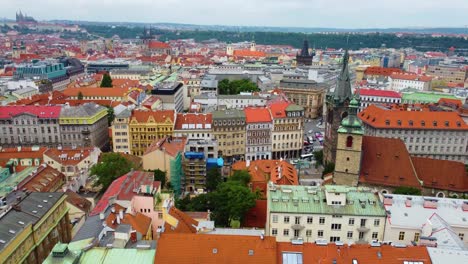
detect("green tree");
top-left (206, 168), bottom-right (222, 192)
top-left (218, 79), bottom-right (259, 95)
top-left (229, 170), bottom-right (251, 186)
top-left (90, 153), bottom-right (133, 191)
top-left (210, 181), bottom-right (256, 227)
top-left (100, 73), bottom-right (113, 87)
top-left (322, 162), bottom-right (335, 177)
top-left (152, 169), bottom-right (167, 188)
top-left (313, 150), bottom-right (324, 167)
top-left (393, 186), bottom-right (422, 195)
top-left (77, 91), bottom-right (84, 100)
top-left (107, 106), bottom-right (114, 126)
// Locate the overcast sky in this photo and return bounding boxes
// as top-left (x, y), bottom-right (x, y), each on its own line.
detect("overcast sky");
top-left (2, 0), bottom-right (468, 28)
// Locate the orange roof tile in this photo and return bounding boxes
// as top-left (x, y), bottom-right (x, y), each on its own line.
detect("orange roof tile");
top-left (364, 66), bottom-right (403, 76)
top-left (44, 147), bottom-right (95, 166)
top-left (359, 104), bottom-right (468, 130)
top-left (277, 243), bottom-right (431, 264)
top-left (233, 50), bottom-right (267, 57)
top-left (144, 137), bottom-right (186, 157)
top-left (360, 136), bottom-right (422, 189)
top-left (390, 73), bottom-right (432, 82)
top-left (174, 113), bottom-right (212, 130)
top-left (148, 41), bottom-right (171, 49)
top-left (155, 233), bottom-right (277, 264)
top-left (63, 87), bottom-right (130, 98)
top-left (131, 109), bottom-right (175, 123)
top-left (244, 107), bottom-right (272, 123)
top-left (268, 102), bottom-right (290, 118)
top-left (17, 165), bottom-right (65, 193)
top-left (412, 157), bottom-right (468, 192)
top-left (0, 146), bottom-right (47, 166)
top-left (65, 190), bottom-right (92, 213)
top-left (164, 206), bottom-right (199, 234)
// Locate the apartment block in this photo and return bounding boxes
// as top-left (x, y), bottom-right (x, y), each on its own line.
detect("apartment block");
top-left (244, 107), bottom-right (272, 161)
top-left (269, 102), bottom-right (304, 159)
top-left (212, 109), bottom-right (246, 163)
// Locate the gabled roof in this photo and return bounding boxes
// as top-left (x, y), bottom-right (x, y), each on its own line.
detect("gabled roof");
top-left (44, 147), bottom-right (96, 166)
top-left (65, 190), bottom-right (92, 213)
top-left (144, 137), bottom-right (186, 157)
top-left (268, 102), bottom-right (290, 118)
top-left (364, 66), bottom-right (403, 76)
top-left (17, 165), bottom-right (65, 193)
top-left (174, 113), bottom-right (212, 130)
top-left (411, 157), bottom-right (468, 192)
top-left (63, 87), bottom-right (130, 97)
top-left (359, 104), bottom-right (468, 130)
top-left (148, 41), bottom-right (170, 49)
top-left (233, 50), bottom-right (266, 57)
top-left (360, 136), bottom-right (421, 189)
top-left (164, 207), bottom-right (199, 234)
top-left (131, 110), bottom-right (175, 123)
top-left (155, 233), bottom-right (277, 264)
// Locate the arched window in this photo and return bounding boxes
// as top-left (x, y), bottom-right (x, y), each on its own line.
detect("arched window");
top-left (346, 136), bottom-right (353, 148)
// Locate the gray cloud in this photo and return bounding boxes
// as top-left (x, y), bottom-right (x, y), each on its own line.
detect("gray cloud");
top-left (2, 0), bottom-right (468, 28)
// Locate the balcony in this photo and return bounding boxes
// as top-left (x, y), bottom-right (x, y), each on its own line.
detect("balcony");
top-left (357, 226), bottom-right (370, 232)
top-left (291, 224), bottom-right (305, 230)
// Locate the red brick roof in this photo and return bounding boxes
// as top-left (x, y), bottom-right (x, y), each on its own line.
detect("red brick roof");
top-left (233, 50), bottom-right (266, 57)
top-left (359, 104), bottom-right (468, 130)
top-left (364, 66), bottom-right (403, 77)
top-left (360, 136), bottom-right (422, 189)
top-left (131, 110), bottom-right (175, 123)
top-left (44, 147), bottom-right (95, 166)
top-left (65, 190), bottom-right (92, 213)
top-left (0, 146), bottom-right (47, 167)
top-left (277, 242), bottom-right (431, 264)
top-left (106, 207), bottom-right (152, 235)
top-left (358, 88), bottom-right (401, 98)
top-left (174, 113), bottom-right (212, 130)
top-left (144, 137), bottom-right (186, 157)
top-left (63, 87), bottom-right (130, 98)
top-left (412, 157), bottom-right (468, 192)
top-left (17, 165), bottom-right (65, 193)
top-left (0, 105), bottom-right (61, 119)
top-left (268, 102), bottom-right (290, 118)
top-left (155, 233), bottom-right (277, 264)
top-left (244, 107), bottom-right (272, 123)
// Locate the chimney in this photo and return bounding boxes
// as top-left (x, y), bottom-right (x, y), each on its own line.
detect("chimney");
top-left (119, 209), bottom-right (124, 219)
top-left (116, 215), bottom-right (121, 225)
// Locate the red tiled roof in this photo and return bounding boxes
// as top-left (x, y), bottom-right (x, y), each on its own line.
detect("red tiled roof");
top-left (174, 113), bottom-right (212, 130)
top-left (438, 98), bottom-right (463, 108)
top-left (359, 105), bottom-right (468, 130)
top-left (148, 41), bottom-right (171, 49)
top-left (131, 110), bottom-right (175, 123)
top-left (233, 49), bottom-right (266, 57)
top-left (364, 66), bottom-right (403, 76)
top-left (359, 136), bottom-right (422, 189)
top-left (106, 207), bottom-right (152, 235)
top-left (63, 87), bottom-right (130, 98)
top-left (0, 105), bottom-right (61, 119)
top-left (144, 137), bottom-right (186, 157)
top-left (65, 190), bottom-right (92, 213)
top-left (277, 243), bottom-right (431, 264)
top-left (117, 171), bottom-right (154, 201)
top-left (242, 200), bottom-right (267, 228)
top-left (357, 88), bottom-right (401, 98)
top-left (0, 146), bottom-right (47, 166)
top-left (268, 102), bottom-right (290, 118)
top-left (244, 107), bottom-right (272, 123)
top-left (390, 73), bottom-right (432, 82)
top-left (17, 165), bottom-right (65, 193)
top-left (155, 233), bottom-right (277, 264)
top-left (164, 206), bottom-right (199, 234)
top-left (412, 157), bottom-right (468, 192)
top-left (44, 147), bottom-right (95, 166)
top-left (90, 176), bottom-right (127, 216)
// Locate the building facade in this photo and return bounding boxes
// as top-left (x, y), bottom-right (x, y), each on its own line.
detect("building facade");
top-left (173, 113), bottom-right (213, 140)
top-left (266, 184), bottom-right (387, 244)
top-left (426, 65), bottom-right (467, 84)
top-left (129, 110), bottom-right (175, 156)
top-left (212, 109), bottom-right (246, 163)
top-left (389, 73), bottom-right (432, 91)
top-left (270, 102), bottom-right (305, 159)
top-left (244, 107), bottom-right (272, 161)
top-left (151, 82), bottom-right (185, 113)
top-left (111, 106), bottom-right (131, 153)
top-left (0, 106), bottom-right (62, 147)
top-left (279, 79), bottom-right (326, 119)
top-left (183, 138), bottom-right (219, 193)
top-left (59, 103), bottom-right (109, 149)
top-left (359, 105), bottom-right (468, 164)
top-left (0, 192), bottom-right (71, 264)
top-left (357, 88), bottom-right (401, 112)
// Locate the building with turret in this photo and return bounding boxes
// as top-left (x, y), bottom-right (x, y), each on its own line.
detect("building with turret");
top-left (323, 50), bottom-right (353, 164)
top-left (296, 40), bottom-right (315, 66)
top-left (15, 10), bottom-right (37, 23)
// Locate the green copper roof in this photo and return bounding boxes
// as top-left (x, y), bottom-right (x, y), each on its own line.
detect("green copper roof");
top-left (268, 184), bottom-right (386, 217)
top-left (285, 104), bottom-right (304, 112)
top-left (401, 91), bottom-right (458, 103)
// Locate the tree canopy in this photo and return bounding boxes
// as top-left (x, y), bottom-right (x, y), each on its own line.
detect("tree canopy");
top-left (206, 168), bottom-right (222, 192)
top-left (228, 170), bottom-right (251, 186)
top-left (90, 153), bottom-right (133, 191)
top-left (77, 91), bottom-right (84, 100)
top-left (151, 169), bottom-right (167, 189)
top-left (393, 186), bottom-right (422, 195)
top-left (218, 79), bottom-right (260, 95)
top-left (100, 73), bottom-right (113, 88)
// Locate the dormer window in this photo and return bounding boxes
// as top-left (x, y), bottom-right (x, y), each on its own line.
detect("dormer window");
top-left (421, 121), bottom-right (425, 127)
top-left (444, 121), bottom-right (449, 127)
top-left (409, 120), bottom-right (413, 126)
top-left (397, 120), bottom-right (402, 126)
top-left (433, 121), bottom-right (437, 127)
top-left (385, 120), bottom-right (390, 126)
top-left (456, 121), bottom-right (461, 127)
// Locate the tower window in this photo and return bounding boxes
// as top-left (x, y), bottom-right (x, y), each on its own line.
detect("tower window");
top-left (346, 136), bottom-right (353, 148)
top-left (341, 112), bottom-right (348, 120)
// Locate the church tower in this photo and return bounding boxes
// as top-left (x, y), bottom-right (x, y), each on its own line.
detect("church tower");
top-left (296, 39), bottom-right (315, 66)
top-left (323, 50), bottom-right (353, 164)
top-left (333, 96), bottom-right (363, 186)
top-left (226, 43), bottom-right (234, 56)
top-left (250, 41), bottom-right (256, 52)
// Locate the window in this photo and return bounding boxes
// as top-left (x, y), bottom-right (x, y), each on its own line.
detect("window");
top-left (330, 236), bottom-right (341, 242)
top-left (307, 217), bottom-right (313, 224)
top-left (283, 229), bottom-right (289, 236)
top-left (331, 224), bottom-right (342, 230)
top-left (346, 136), bottom-right (353, 148)
top-left (295, 217), bottom-right (301, 225)
top-left (348, 218), bottom-right (355, 225)
top-left (319, 217), bottom-right (325, 224)
top-left (374, 219), bottom-right (380, 226)
top-left (317, 230), bottom-right (324, 238)
top-left (414, 233), bottom-right (420, 242)
top-left (158, 212), bottom-right (163, 218)
top-left (272, 215), bottom-right (278, 223)
top-left (399, 232), bottom-right (405, 241)
top-left (459, 233), bottom-right (464, 241)
top-left (306, 230), bottom-right (312, 237)
top-left (284, 216), bottom-right (290, 223)
top-left (272, 228), bottom-right (278, 236)
top-left (294, 230), bottom-right (300, 238)
top-left (372, 232), bottom-right (378, 239)
top-left (347, 231), bottom-right (353, 239)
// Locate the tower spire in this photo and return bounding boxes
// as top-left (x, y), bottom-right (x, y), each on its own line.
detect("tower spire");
top-left (333, 49), bottom-right (352, 103)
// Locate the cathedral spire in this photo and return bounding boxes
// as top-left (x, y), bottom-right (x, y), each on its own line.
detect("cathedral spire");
top-left (333, 49), bottom-right (352, 103)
